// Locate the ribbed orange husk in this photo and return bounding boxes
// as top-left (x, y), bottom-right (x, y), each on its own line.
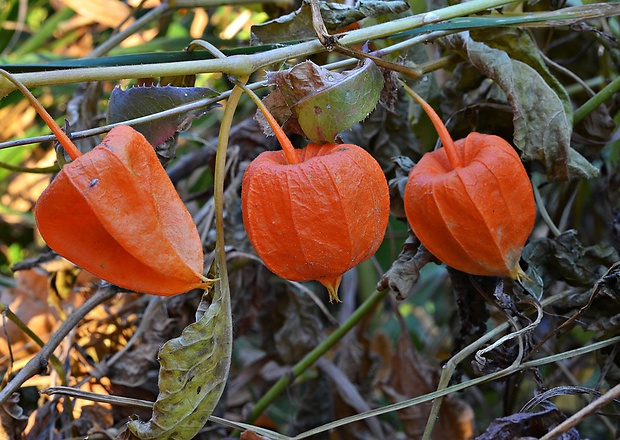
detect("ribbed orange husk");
top-left (35, 126), bottom-right (207, 295)
top-left (241, 143), bottom-right (390, 301)
top-left (404, 132), bottom-right (536, 278)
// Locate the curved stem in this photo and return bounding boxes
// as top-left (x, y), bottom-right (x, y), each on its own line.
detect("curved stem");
top-left (532, 180), bottom-right (562, 237)
top-left (573, 74), bottom-right (620, 125)
top-left (214, 79), bottom-right (245, 291)
top-left (229, 78), bottom-right (300, 165)
top-left (400, 81), bottom-right (462, 168)
top-left (0, 69), bottom-right (81, 160)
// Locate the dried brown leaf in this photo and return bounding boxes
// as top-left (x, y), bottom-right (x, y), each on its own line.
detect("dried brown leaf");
top-left (317, 358), bottom-right (386, 439)
top-left (240, 431), bottom-right (272, 440)
top-left (476, 401), bottom-right (580, 440)
top-left (382, 311), bottom-right (474, 440)
top-left (0, 392), bottom-right (28, 439)
top-left (0, 269), bottom-right (56, 361)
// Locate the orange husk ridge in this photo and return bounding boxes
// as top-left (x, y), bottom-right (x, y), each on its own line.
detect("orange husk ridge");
top-left (403, 85), bottom-right (536, 278)
top-left (0, 69), bottom-right (212, 295)
top-left (238, 81), bottom-right (390, 302)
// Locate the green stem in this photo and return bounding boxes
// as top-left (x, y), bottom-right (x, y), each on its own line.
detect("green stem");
top-left (0, 161), bottom-right (59, 174)
top-left (1, 0), bottom-right (520, 90)
top-left (0, 304), bottom-right (66, 383)
top-left (214, 82), bottom-right (245, 285)
top-left (244, 288), bottom-right (389, 425)
top-left (0, 30), bottom-right (454, 152)
top-left (532, 180), bottom-right (562, 237)
top-left (293, 290), bottom-right (591, 439)
top-left (573, 75), bottom-right (620, 125)
top-left (230, 78), bottom-right (299, 164)
top-left (401, 81), bottom-right (462, 168)
top-left (208, 74), bottom-right (245, 437)
top-left (293, 332), bottom-right (620, 439)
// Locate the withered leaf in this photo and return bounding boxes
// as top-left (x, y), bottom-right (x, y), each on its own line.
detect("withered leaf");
top-left (470, 27), bottom-right (573, 121)
top-left (382, 312), bottom-right (474, 439)
top-left (107, 85), bottom-right (219, 148)
top-left (0, 392), bottom-right (28, 439)
top-left (274, 292), bottom-right (323, 364)
top-left (377, 234), bottom-right (434, 300)
top-left (442, 31), bottom-right (599, 181)
top-left (522, 229), bottom-right (619, 288)
top-left (263, 59), bottom-right (384, 143)
top-left (127, 264), bottom-right (232, 440)
top-left (476, 401), bottom-right (580, 440)
top-left (251, 0), bottom-right (409, 44)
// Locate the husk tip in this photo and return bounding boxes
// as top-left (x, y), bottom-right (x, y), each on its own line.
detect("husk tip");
top-left (319, 275), bottom-right (342, 303)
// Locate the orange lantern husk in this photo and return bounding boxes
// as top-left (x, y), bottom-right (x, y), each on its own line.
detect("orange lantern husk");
top-left (242, 142), bottom-right (389, 301)
top-left (237, 81), bottom-right (389, 302)
top-left (35, 126), bottom-right (210, 295)
top-left (403, 86), bottom-right (536, 278)
top-left (0, 69), bottom-right (211, 296)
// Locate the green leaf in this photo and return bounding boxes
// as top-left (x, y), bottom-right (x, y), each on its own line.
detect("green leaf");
top-left (127, 262), bottom-right (232, 440)
top-left (107, 85), bottom-right (220, 147)
top-left (293, 59), bottom-right (384, 143)
top-left (264, 59), bottom-right (384, 143)
top-left (443, 31), bottom-right (599, 181)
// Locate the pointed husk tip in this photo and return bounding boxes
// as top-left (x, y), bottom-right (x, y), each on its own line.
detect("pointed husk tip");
top-left (319, 275), bottom-right (343, 303)
top-left (511, 264), bottom-right (529, 282)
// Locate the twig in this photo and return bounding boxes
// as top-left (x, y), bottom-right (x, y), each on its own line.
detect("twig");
top-left (43, 385), bottom-right (288, 439)
top-left (539, 381), bottom-right (620, 440)
top-left (0, 0), bottom-right (521, 91)
top-left (421, 282), bottom-right (544, 440)
top-left (292, 332), bottom-right (620, 439)
top-left (0, 286), bottom-right (118, 405)
top-left (0, 304), bottom-right (66, 383)
top-left (308, 0), bottom-right (422, 77)
top-left (87, 2), bottom-right (172, 59)
top-left (87, 296), bottom-right (166, 383)
top-left (526, 262), bottom-right (620, 361)
top-left (532, 181), bottom-right (562, 237)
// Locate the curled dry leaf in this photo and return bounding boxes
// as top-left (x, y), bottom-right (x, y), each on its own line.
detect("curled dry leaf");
top-left (376, 234), bottom-right (434, 300)
top-left (0, 389), bottom-right (28, 438)
top-left (476, 401), bottom-right (580, 440)
top-left (263, 59), bottom-right (384, 143)
top-left (251, 0), bottom-right (409, 44)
